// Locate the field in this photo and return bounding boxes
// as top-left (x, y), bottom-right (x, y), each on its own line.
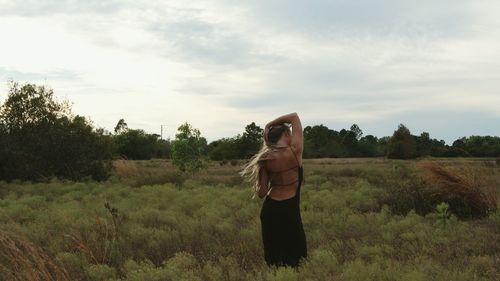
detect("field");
top-left (0, 158), bottom-right (499, 281)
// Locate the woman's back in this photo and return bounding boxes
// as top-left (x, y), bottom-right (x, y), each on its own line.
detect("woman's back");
top-left (265, 146), bottom-right (302, 200)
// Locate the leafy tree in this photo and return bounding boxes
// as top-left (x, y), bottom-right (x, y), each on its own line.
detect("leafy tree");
top-left (154, 138), bottom-right (171, 159)
top-left (387, 124), bottom-right (416, 159)
top-left (340, 128), bottom-right (358, 156)
top-left (350, 124), bottom-right (363, 140)
top-left (114, 129), bottom-right (159, 160)
top-left (239, 122), bottom-right (263, 159)
top-left (0, 81), bottom-right (114, 181)
top-left (0, 82), bottom-right (70, 131)
top-left (303, 125), bottom-right (344, 158)
top-left (207, 122), bottom-right (263, 161)
top-left (114, 118), bottom-right (128, 134)
top-left (113, 119), bottom-right (170, 159)
top-left (358, 135), bottom-right (382, 157)
top-left (416, 132), bottom-right (432, 156)
top-left (208, 137), bottom-right (240, 160)
top-left (452, 136), bottom-right (500, 157)
top-left (171, 122), bottom-right (207, 172)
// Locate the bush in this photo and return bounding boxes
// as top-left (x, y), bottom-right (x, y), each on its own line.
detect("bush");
top-left (86, 264), bottom-right (117, 281)
top-left (379, 162), bottom-right (435, 216)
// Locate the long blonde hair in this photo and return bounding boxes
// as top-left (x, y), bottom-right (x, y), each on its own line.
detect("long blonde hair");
top-left (240, 124), bottom-right (289, 196)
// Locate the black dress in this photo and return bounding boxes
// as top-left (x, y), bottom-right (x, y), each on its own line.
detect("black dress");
top-left (260, 149), bottom-right (307, 267)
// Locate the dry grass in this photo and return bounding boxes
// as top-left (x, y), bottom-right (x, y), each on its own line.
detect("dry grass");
top-left (0, 228), bottom-right (69, 281)
top-left (64, 215), bottom-right (116, 265)
top-left (417, 160), bottom-right (497, 218)
top-left (113, 158), bottom-right (138, 178)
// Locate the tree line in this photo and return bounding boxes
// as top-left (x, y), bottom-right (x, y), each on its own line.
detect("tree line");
top-left (0, 82), bottom-right (498, 181)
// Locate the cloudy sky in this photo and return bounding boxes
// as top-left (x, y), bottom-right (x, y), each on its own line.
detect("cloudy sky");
top-left (0, 0), bottom-right (499, 143)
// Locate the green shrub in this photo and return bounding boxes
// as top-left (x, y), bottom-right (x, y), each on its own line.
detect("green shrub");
top-left (86, 264), bottom-right (117, 281)
top-left (56, 252), bottom-right (89, 280)
top-left (164, 252), bottom-right (202, 281)
top-left (298, 249), bottom-right (340, 280)
top-left (379, 163), bottom-right (435, 216)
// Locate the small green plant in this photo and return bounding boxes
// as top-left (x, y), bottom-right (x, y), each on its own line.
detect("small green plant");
top-left (436, 202), bottom-right (450, 226)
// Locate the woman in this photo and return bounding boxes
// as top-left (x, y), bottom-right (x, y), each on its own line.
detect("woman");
top-left (241, 112), bottom-right (307, 267)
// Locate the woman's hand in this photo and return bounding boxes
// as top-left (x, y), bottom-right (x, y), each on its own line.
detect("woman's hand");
top-left (265, 112), bottom-right (303, 152)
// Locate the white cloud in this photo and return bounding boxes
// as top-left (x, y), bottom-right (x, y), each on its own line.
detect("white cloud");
top-left (0, 0), bottom-right (499, 143)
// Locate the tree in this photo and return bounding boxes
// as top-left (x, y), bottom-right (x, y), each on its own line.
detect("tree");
top-left (114, 129), bottom-right (159, 160)
top-left (208, 137), bottom-right (240, 160)
top-left (114, 118), bottom-right (128, 134)
top-left (239, 122), bottom-right (263, 159)
top-left (340, 128), bottom-right (358, 156)
top-left (171, 122), bottom-right (207, 172)
top-left (416, 132), bottom-right (432, 156)
top-left (387, 124), bottom-right (416, 159)
top-left (452, 136), bottom-right (500, 157)
top-left (350, 124), bottom-right (363, 140)
top-left (0, 81), bottom-right (114, 181)
top-left (207, 122), bottom-right (263, 161)
top-left (303, 125), bottom-right (344, 158)
top-left (358, 135), bottom-right (382, 156)
top-left (0, 82), bottom-right (71, 131)
top-left (112, 119), bottom-right (170, 159)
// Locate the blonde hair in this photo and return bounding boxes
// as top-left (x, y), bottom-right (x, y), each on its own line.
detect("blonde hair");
top-left (240, 142), bottom-right (286, 197)
top-left (240, 124), bottom-right (290, 197)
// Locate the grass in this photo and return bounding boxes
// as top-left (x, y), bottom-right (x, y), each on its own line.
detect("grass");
top-left (417, 160), bottom-right (497, 218)
top-left (0, 158), bottom-right (498, 280)
top-left (0, 227), bottom-right (69, 281)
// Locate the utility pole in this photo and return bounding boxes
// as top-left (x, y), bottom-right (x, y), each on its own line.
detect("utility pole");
top-left (160, 124), bottom-right (167, 140)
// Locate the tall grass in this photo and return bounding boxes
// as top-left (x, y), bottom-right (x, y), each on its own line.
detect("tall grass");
top-left (417, 161), bottom-right (497, 218)
top-left (0, 228), bottom-right (69, 281)
top-left (113, 159), bottom-right (138, 178)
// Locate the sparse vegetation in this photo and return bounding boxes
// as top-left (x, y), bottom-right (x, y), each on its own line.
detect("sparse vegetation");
top-left (0, 158), bottom-right (498, 281)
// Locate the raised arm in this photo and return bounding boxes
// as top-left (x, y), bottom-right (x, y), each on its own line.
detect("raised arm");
top-left (264, 112), bottom-right (303, 153)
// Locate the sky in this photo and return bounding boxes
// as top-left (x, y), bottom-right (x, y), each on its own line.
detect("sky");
top-left (0, 0), bottom-right (499, 143)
